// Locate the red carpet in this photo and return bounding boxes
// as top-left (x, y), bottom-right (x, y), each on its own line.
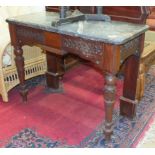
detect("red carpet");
top-left (0, 64), bottom-right (122, 146)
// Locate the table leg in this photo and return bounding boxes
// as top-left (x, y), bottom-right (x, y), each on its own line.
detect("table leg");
top-left (45, 51), bottom-right (64, 93)
top-left (14, 45), bottom-right (28, 102)
top-left (103, 73), bottom-right (116, 140)
top-left (120, 55), bottom-right (140, 118)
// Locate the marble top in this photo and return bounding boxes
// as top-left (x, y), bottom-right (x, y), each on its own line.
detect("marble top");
top-left (6, 11), bottom-right (149, 45)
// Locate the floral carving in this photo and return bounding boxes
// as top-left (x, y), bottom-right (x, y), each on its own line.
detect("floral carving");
top-left (62, 36), bottom-right (103, 65)
top-left (120, 37), bottom-right (140, 63)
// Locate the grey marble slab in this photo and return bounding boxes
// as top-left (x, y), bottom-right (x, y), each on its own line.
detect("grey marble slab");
top-left (6, 11), bottom-right (149, 45)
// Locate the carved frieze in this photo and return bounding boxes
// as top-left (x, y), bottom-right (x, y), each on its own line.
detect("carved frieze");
top-left (120, 37), bottom-right (140, 63)
top-left (16, 27), bottom-right (44, 44)
top-left (62, 36), bottom-right (103, 65)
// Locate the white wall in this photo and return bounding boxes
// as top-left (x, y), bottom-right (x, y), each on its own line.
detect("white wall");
top-left (0, 6), bottom-right (45, 65)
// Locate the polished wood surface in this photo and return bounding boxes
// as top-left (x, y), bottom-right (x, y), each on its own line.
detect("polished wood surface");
top-left (120, 35), bottom-right (145, 117)
top-left (102, 6), bottom-right (149, 24)
top-left (46, 52), bottom-right (64, 89)
top-left (146, 7), bottom-right (155, 30)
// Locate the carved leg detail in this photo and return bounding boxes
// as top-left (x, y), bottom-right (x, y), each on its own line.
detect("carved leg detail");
top-left (14, 45), bottom-right (28, 102)
top-left (103, 73), bottom-right (116, 140)
top-left (45, 51), bottom-right (64, 93)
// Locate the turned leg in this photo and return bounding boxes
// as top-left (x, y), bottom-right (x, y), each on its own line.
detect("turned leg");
top-left (103, 73), bottom-right (116, 140)
top-left (45, 51), bottom-right (64, 93)
top-left (14, 45), bottom-right (28, 102)
top-left (120, 55), bottom-right (140, 118)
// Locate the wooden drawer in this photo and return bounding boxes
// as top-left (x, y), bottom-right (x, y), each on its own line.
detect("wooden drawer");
top-left (44, 32), bottom-right (61, 49)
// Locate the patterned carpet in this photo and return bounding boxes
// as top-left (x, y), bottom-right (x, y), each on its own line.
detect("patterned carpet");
top-left (82, 77), bottom-right (155, 148)
top-left (5, 128), bottom-right (60, 148)
top-left (1, 65), bottom-right (155, 148)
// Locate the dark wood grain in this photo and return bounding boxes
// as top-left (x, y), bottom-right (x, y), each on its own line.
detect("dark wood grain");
top-left (103, 73), bottom-right (116, 140)
top-left (120, 34), bottom-right (145, 118)
top-left (102, 6), bottom-right (149, 24)
top-left (46, 52), bottom-right (64, 89)
top-left (8, 24), bottom-right (28, 102)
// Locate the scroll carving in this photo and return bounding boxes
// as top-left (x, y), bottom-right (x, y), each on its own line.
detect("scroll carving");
top-left (16, 27), bottom-right (44, 43)
top-left (62, 36), bottom-right (103, 65)
top-left (120, 37), bottom-right (140, 63)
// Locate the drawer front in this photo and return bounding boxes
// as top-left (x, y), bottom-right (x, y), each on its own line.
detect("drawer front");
top-left (44, 32), bottom-right (61, 49)
top-left (16, 26), bottom-right (44, 44)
